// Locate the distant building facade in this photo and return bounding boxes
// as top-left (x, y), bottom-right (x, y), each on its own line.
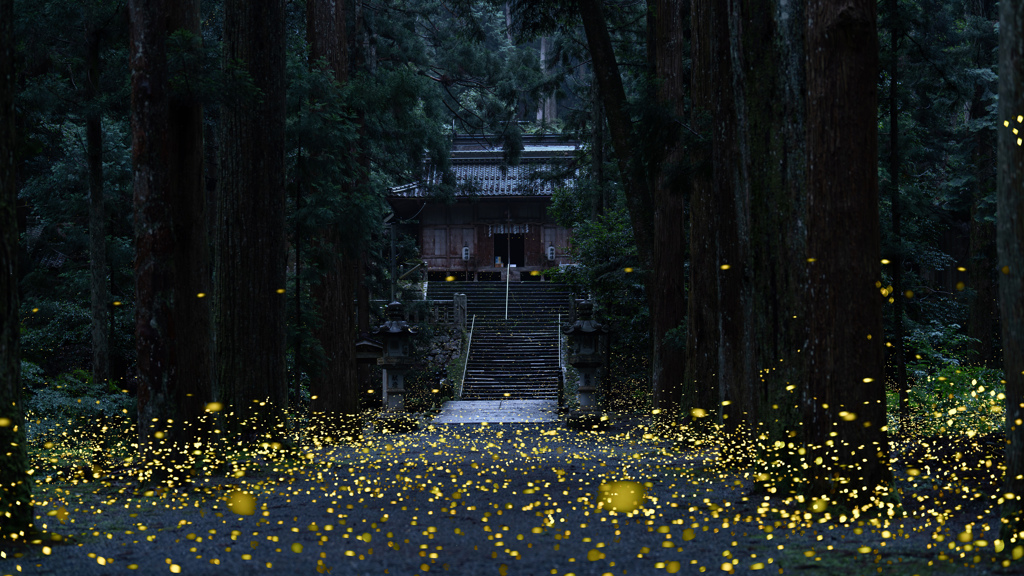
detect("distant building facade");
top-left (388, 134), bottom-right (576, 282)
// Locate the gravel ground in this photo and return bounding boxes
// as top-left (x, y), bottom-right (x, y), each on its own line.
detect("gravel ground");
top-left (0, 416), bottom-right (1018, 575)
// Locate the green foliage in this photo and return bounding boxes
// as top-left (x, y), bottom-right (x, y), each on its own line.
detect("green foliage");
top-left (888, 364), bottom-right (1005, 437)
top-left (23, 365), bottom-right (133, 421)
top-left (905, 321), bottom-right (980, 374)
top-left (547, 197), bottom-right (650, 411)
top-left (878, 0), bottom-right (1000, 368)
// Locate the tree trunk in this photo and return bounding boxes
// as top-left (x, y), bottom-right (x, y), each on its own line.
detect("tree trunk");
top-left (998, 0), bottom-right (1024, 544)
top-left (577, 0), bottom-right (654, 270)
top-left (719, 0), bottom-right (810, 452)
top-left (306, 0), bottom-right (360, 430)
top-left (130, 0), bottom-right (211, 481)
top-left (684, 0), bottom-right (720, 425)
top-left (0, 0), bottom-right (33, 539)
top-left (579, 0), bottom-right (687, 413)
top-left (86, 27), bottom-right (109, 391)
top-left (888, 0), bottom-right (910, 428)
top-left (646, 0), bottom-right (688, 417)
top-left (215, 0), bottom-right (288, 435)
top-left (804, 0), bottom-right (890, 503)
top-left (166, 0), bottom-right (211, 439)
top-left (129, 0), bottom-right (175, 477)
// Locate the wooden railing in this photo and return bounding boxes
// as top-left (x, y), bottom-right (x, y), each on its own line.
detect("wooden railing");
top-left (456, 315), bottom-right (476, 400)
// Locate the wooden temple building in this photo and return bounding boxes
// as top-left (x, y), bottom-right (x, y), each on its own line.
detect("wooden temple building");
top-left (387, 134), bottom-right (578, 282)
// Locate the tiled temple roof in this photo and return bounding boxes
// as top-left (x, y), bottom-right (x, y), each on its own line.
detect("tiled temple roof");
top-left (389, 134), bottom-right (579, 198)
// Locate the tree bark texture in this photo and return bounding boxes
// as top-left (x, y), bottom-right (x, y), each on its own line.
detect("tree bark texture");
top-left (722, 0), bottom-right (809, 446)
top-left (129, 0), bottom-right (177, 474)
top-left (577, 0), bottom-right (655, 271)
top-left (166, 0), bottom-right (212, 432)
top-left (216, 0), bottom-right (288, 434)
top-left (131, 0), bottom-right (212, 481)
top-left (307, 0), bottom-right (349, 81)
top-left (580, 0), bottom-right (687, 412)
top-left (86, 26), bottom-right (109, 389)
top-left (647, 0), bottom-right (688, 414)
top-left (684, 0), bottom-right (720, 424)
top-left (804, 0), bottom-right (890, 502)
top-left (998, 0), bottom-right (1024, 543)
top-left (0, 0), bottom-right (34, 538)
top-left (307, 0), bottom-right (359, 422)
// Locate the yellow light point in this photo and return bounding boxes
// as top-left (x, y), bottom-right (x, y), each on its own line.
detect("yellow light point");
top-left (197, 292), bottom-right (206, 298)
top-left (811, 499), bottom-right (828, 512)
top-left (0, 417), bottom-right (10, 427)
top-left (291, 543), bottom-right (303, 553)
top-left (597, 481), bottom-right (646, 513)
top-left (113, 301), bottom-right (122, 306)
top-left (530, 270), bottom-right (540, 276)
top-left (228, 491), bottom-right (256, 516)
top-left (863, 377), bottom-right (874, 383)
top-left (445, 276), bottom-right (455, 281)
top-left (276, 288), bottom-right (286, 293)
top-left (31, 308), bottom-right (38, 313)
top-left (1018, 115), bottom-right (1023, 123)
top-left (1002, 266), bottom-right (1010, 274)
top-left (205, 402), bottom-right (223, 413)
top-left (956, 281), bottom-right (965, 291)
top-left (807, 258), bottom-right (816, 263)
top-left (624, 267), bottom-right (633, 273)
top-left (904, 290), bottom-right (914, 298)
top-left (691, 408), bottom-right (707, 418)
top-left (880, 259), bottom-right (890, 264)
top-left (720, 264), bottom-right (731, 270)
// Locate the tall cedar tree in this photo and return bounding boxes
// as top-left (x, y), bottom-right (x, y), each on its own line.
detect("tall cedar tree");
top-left (998, 0), bottom-right (1024, 542)
top-left (86, 20), bottom-right (109, 391)
top-left (698, 0), bottom-right (810, 449)
top-left (685, 0), bottom-right (720, 424)
top-left (129, 0), bottom-right (212, 479)
top-left (306, 0), bottom-right (360, 429)
top-left (215, 0), bottom-right (288, 434)
top-left (575, 0), bottom-right (683, 413)
top-left (0, 0), bottom-right (33, 540)
top-left (803, 0), bottom-right (891, 501)
top-left (647, 0), bottom-right (688, 419)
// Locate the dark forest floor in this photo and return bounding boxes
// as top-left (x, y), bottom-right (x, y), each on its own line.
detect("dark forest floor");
top-left (0, 413), bottom-right (1020, 575)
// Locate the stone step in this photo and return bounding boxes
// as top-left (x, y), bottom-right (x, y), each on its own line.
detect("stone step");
top-left (430, 282), bottom-right (570, 401)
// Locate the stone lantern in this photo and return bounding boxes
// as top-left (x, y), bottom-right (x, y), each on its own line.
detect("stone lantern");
top-left (563, 300), bottom-right (608, 414)
top-left (373, 301), bottom-right (416, 412)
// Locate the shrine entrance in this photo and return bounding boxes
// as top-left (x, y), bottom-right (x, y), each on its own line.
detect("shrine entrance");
top-left (492, 233), bottom-right (525, 268)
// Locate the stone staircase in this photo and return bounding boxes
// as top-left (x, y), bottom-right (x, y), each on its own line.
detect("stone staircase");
top-left (426, 281), bottom-right (571, 401)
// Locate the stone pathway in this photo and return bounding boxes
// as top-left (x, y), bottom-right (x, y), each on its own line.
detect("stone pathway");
top-left (432, 399), bottom-right (558, 423)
